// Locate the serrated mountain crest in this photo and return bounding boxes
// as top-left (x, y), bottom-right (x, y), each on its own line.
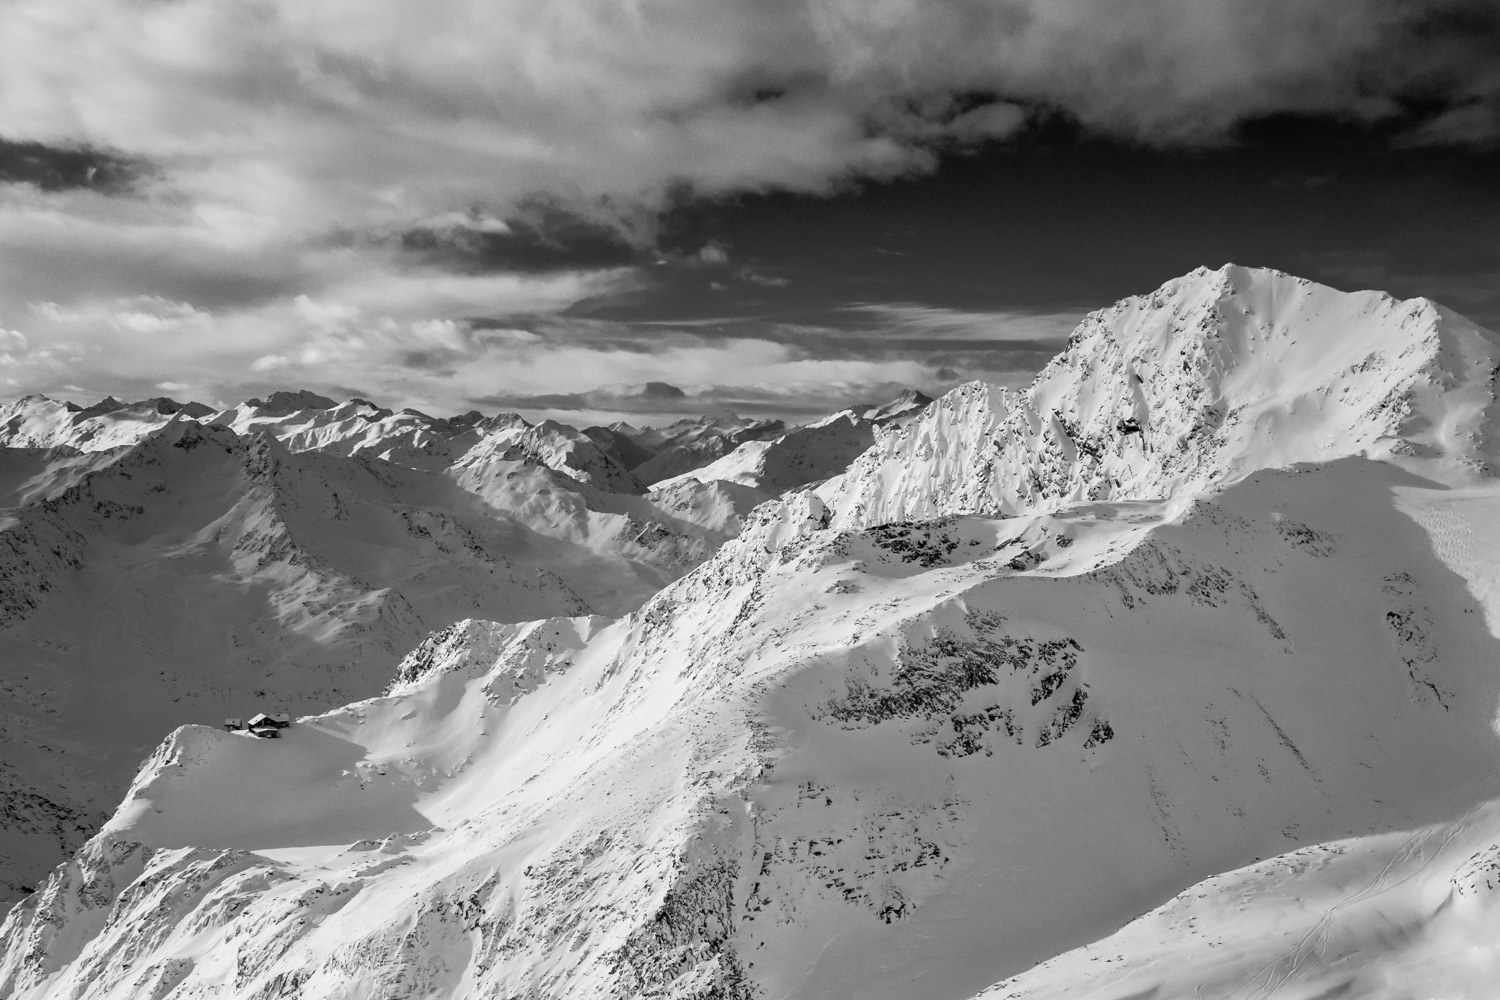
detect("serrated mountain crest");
top-left (817, 265), bottom-right (1500, 531)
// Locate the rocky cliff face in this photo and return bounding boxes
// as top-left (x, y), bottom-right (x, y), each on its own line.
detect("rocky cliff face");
top-left (6, 266), bottom-right (1500, 1000)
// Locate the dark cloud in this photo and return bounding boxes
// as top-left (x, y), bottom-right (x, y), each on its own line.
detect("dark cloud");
top-left (402, 203), bottom-right (647, 274)
top-left (0, 137), bottom-right (147, 193)
top-left (401, 351), bottom-right (460, 375)
top-left (640, 381), bottom-right (686, 399)
top-left (628, 111), bottom-right (1500, 330)
top-left (1380, 2), bottom-right (1500, 145)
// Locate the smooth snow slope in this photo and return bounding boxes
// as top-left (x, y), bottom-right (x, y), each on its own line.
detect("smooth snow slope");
top-left (984, 798), bottom-right (1500, 999)
top-left (6, 265), bottom-right (1500, 1000)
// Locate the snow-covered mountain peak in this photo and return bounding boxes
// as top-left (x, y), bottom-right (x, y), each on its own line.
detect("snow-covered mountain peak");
top-left (452, 418), bottom-right (646, 494)
top-left (862, 388), bottom-right (933, 425)
top-left (0, 393), bottom-right (214, 452)
top-left (214, 397), bottom-right (484, 472)
top-left (1035, 263), bottom-right (1498, 476)
top-left (651, 409), bottom-right (878, 495)
top-left (815, 265), bottom-right (1500, 530)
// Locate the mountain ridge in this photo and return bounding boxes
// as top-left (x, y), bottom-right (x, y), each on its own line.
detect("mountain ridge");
top-left (0, 386), bottom-right (930, 904)
top-left (815, 264), bottom-right (1500, 532)
top-left (6, 265), bottom-right (1500, 999)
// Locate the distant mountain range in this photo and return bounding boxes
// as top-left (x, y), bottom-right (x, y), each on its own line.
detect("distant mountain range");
top-left (0, 388), bottom-right (929, 906)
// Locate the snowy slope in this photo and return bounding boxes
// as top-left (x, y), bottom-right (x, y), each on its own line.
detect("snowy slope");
top-left (0, 398), bottom-right (764, 905)
top-left (627, 414), bottom-right (788, 484)
top-left (7, 266), bottom-right (1500, 1000)
top-left (984, 797), bottom-right (1500, 999)
top-left (0, 421), bottom-right (589, 904)
top-left (983, 469), bottom-right (1500, 1000)
top-left (447, 446), bottom-right (749, 613)
top-left (651, 411), bottom-right (876, 494)
top-left (0, 395), bottom-right (834, 905)
top-left (7, 457), bottom-right (1500, 1000)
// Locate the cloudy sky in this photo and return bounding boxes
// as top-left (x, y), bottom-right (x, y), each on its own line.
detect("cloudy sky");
top-left (1, 0), bottom-right (1497, 425)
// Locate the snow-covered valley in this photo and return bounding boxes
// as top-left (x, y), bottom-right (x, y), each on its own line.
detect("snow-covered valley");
top-left (5, 265), bottom-right (1500, 999)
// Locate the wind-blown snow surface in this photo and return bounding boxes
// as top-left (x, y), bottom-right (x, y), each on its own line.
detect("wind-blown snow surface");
top-left (984, 800), bottom-right (1500, 999)
top-left (7, 266), bottom-right (1500, 1000)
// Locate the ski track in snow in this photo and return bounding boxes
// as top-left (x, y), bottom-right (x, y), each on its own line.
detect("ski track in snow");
top-left (1226, 822), bottom-right (1459, 1000)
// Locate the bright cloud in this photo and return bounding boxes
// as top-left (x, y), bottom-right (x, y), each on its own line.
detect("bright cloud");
top-left (0, 0), bottom-right (1494, 413)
